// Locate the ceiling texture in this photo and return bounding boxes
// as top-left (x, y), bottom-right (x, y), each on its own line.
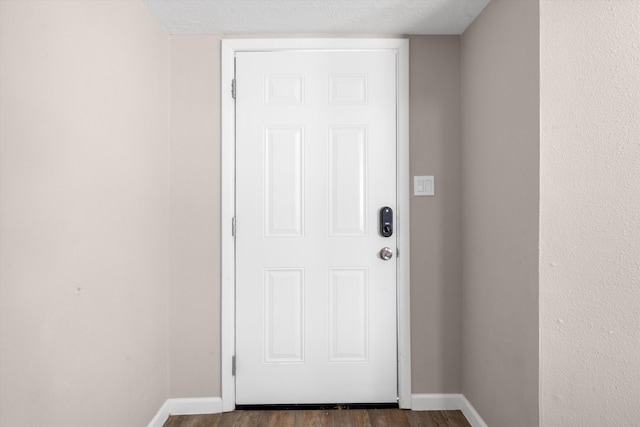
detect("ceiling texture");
top-left (141, 0), bottom-right (491, 35)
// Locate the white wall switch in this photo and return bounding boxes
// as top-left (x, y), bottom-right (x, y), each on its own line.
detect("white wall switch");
top-left (414, 176), bottom-right (435, 196)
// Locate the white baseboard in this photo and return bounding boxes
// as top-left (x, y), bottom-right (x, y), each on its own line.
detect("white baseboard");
top-left (148, 400), bottom-right (171, 427)
top-left (148, 397), bottom-right (222, 427)
top-left (411, 394), bottom-right (488, 427)
top-left (150, 395), bottom-right (484, 427)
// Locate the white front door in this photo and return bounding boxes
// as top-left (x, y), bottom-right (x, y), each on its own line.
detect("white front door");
top-left (235, 50), bottom-right (397, 405)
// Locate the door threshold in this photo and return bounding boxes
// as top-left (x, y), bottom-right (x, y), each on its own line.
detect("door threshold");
top-left (235, 403), bottom-right (399, 411)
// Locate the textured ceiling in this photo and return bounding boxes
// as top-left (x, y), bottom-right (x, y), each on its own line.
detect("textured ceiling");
top-left (141, 0), bottom-right (491, 35)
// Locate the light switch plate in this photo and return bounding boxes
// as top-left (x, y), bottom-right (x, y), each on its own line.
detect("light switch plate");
top-left (414, 176), bottom-right (435, 196)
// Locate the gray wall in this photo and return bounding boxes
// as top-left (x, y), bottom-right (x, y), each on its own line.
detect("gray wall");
top-left (409, 36), bottom-right (462, 393)
top-left (0, 1), bottom-right (170, 426)
top-left (169, 35), bottom-right (223, 398)
top-left (460, 0), bottom-right (540, 426)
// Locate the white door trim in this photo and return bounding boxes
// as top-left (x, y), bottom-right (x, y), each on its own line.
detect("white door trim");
top-left (221, 38), bottom-right (411, 412)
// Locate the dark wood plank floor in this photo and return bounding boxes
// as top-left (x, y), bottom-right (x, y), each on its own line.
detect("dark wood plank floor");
top-left (163, 409), bottom-right (472, 427)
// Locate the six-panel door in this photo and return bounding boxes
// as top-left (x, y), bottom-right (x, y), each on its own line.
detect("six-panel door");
top-left (235, 50), bottom-right (397, 404)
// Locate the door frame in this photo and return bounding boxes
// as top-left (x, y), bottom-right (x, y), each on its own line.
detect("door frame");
top-left (221, 38), bottom-right (411, 412)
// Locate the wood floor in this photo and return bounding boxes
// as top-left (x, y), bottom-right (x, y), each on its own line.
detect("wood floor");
top-left (163, 409), bottom-right (472, 427)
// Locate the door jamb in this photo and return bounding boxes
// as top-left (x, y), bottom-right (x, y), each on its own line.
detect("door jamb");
top-left (221, 38), bottom-right (411, 411)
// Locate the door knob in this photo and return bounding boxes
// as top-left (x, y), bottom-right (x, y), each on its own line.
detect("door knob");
top-left (380, 247), bottom-right (393, 260)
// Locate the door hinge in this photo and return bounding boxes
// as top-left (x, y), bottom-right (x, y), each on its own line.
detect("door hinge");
top-left (232, 217), bottom-right (236, 237)
top-left (231, 79), bottom-right (236, 99)
top-left (232, 355), bottom-right (236, 376)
